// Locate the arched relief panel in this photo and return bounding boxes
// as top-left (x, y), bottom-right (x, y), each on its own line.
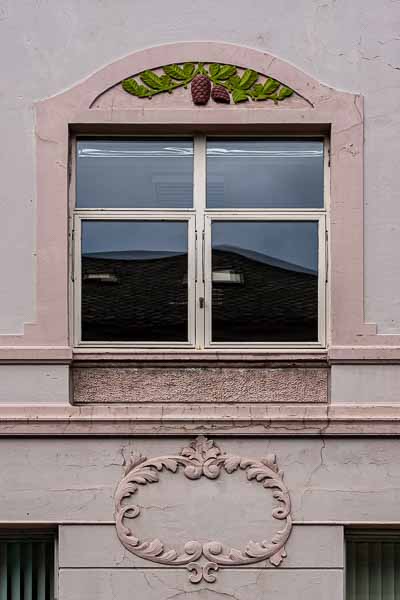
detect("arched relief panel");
top-left (1, 40), bottom-right (397, 361)
top-left (91, 61), bottom-right (310, 110)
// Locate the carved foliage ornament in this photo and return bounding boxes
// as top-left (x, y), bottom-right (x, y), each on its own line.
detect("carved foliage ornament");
top-left (122, 62), bottom-right (294, 105)
top-left (114, 436), bottom-right (293, 583)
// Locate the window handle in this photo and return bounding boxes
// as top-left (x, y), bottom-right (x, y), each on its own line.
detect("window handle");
top-left (199, 297), bottom-right (205, 309)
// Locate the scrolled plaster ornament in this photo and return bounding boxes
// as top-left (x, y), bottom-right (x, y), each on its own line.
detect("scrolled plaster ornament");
top-left (114, 436), bottom-right (293, 583)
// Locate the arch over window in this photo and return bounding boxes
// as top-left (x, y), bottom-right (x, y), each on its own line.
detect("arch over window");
top-left (1, 41), bottom-right (392, 361)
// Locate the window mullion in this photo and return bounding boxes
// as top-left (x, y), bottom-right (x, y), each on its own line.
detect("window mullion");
top-left (73, 215), bottom-right (82, 346)
top-left (193, 134), bottom-right (206, 348)
top-left (318, 215), bottom-right (327, 347)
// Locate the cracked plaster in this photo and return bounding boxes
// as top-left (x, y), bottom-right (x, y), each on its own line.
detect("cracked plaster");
top-left (59, 568), bottom-right (342, 600)
top-left (0, 437), bottom-right (400, 522)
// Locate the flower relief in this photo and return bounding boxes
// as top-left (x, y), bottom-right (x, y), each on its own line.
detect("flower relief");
top-left (114, 436), bottom-right (293, 583)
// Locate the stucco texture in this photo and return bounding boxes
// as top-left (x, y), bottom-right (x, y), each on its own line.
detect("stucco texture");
top-left (73, 367), bottom-right (328, 404)
top-left (0, 0), bottom-right (399, 334)
top-left (1, 437), bottom-right (400, 522)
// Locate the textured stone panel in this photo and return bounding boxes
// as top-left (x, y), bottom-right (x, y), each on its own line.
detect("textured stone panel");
top-left (73, 367), bottom-right (328, 404)
top-left (59, 524), bottom-right (344, 569)
top-left (59, 568), bottom-right (343, 600)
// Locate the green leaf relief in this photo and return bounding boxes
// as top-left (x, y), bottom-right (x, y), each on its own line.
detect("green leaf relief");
top-left (277, 86), bottom-right (294, 100)
top-left (250, 83), bottom-right (265, 99)
top-left (238, 69), bottom-right (258, 89)
top-left (121, 63), bottom-right (295, 105)
top-left (228, 75), bottom-right (241, 89)
top-left (232, 88), bottom-right (249, 103)
top-left (209, 63), bottom-right (221, 78)
top-left (183, 63), bottom-right (196, 78)
top-left (159, 75), bottom-right (172, 89)
top-left (163, 64), bottom-right (187, 80)
top-left (139, 70), bottom-right (164, 90)
top-left (217, 64), bottom-right (237, 80)
top-left (262, 78), bottom-right (280, 94)
top-left (122, 78), bottom-right (151, 98)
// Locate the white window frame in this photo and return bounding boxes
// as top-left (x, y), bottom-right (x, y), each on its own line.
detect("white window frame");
top-left (73, 212), bottom-right (196, 348)
top-left (203, 212), bottom-right (326, 349)
top-left (73, 134), bottom-right (328, 350)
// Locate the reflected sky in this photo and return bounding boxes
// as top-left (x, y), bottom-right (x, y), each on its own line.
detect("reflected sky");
top-left (212, 221), bottom-right (318, 273)
top-left (207, 138), bottom-right (324, 209)
top-left (77, 139), bottom-right (194, 209)
top-left (82, 221), bottom-right (188, 257)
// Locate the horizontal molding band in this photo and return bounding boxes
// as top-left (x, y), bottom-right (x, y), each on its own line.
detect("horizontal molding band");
top-left (0, 347), bottom-right (72, 362)
top-left (2, 346), bottom-right (400, 363)
top-left (1, 404), bottom-right (400, 435)
top-left (0, 521), bottom-right (398, 526)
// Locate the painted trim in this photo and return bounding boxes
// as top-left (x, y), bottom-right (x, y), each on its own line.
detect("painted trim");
top-left (203, 211), bottom-right (326, 349)
top-left (73, 211), bottom-right (196, 348)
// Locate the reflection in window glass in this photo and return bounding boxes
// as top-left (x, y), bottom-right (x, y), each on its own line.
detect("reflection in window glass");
top-left (207, 139), bottom-right (324, 208)
top-left (81, 221), bottom-right (188, 341)
top-left (211, 221), bottom-right (318, 342)
top-left (77, 139), bottom-right (193, 208)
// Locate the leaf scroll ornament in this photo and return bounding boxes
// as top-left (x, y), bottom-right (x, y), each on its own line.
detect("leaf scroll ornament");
top-left (114, 436), bottom-right (293, 584)
top-left (122, 62), bottom-right (294, 105)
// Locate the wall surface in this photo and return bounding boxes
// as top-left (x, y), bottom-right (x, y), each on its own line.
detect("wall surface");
top-left (1, 2), bottom-right (400, 599)
top-left (2, 434), bottom-right (398, 598)
top-left (0, 0), bottom-right (399, 334)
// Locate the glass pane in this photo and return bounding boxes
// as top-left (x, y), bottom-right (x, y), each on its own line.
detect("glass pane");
top-left (207, 138), bottom-right (324, 208)
top-left (211, 221), bottom-right (318, 342)
top-left (81, 221), bottom-right (188, 342)
top-left (77, 139), bottom-right (193, 208)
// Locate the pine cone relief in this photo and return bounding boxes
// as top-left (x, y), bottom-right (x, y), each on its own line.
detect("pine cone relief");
top-left (191, 75), bottom-right (211, 105)
top-left (211, 85), bottom-right (231, 104)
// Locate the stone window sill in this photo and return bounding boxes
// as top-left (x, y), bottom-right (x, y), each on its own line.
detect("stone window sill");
top-left (72, 348), bottom-right (328, 367)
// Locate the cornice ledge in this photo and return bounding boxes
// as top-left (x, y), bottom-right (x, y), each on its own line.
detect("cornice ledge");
top-left (329, 345), bottom-right (400, 363)
top-left (0, 404), bottom-right (400, 435)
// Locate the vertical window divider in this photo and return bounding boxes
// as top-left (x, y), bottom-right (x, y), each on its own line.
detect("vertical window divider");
top-left (318, 214), bottom-right (327, 347)
top-left (204, 215), bottom-right (212, 347)
top-left (73, 215), bottom-right (82, 347)
top-left (193, 134), bottom-right (206, 349)
top-left (187, 214), bottom-right (197, 346)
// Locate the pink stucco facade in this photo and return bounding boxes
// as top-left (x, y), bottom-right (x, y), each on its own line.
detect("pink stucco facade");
top-left (1, 3), bottom-right (400, 598)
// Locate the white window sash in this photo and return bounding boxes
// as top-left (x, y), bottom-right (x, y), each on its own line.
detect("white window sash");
top-left (73, 211), bottom-right (196, 348)
top-left (203, 212), bottom-right (326, 349)
top-left (72, 134), bottom-right (328, 350)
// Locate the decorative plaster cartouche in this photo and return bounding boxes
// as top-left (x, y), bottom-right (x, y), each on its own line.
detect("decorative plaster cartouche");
top-left (114, 436), bottom-right (292, 583)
